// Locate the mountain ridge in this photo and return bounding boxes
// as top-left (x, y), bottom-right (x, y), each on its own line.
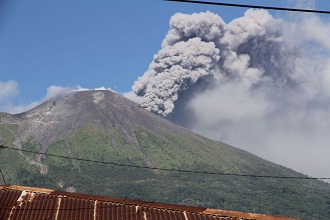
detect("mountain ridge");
top-left (1, 90), bottom-right (330, 219)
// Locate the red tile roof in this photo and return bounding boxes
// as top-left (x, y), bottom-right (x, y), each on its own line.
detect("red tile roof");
top-left (0, 185), bottom-right (300, 220)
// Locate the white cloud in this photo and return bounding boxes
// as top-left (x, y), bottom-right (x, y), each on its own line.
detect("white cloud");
top-left (93, 86), bottom-right (115, 92)
top-left (0, 80), bottom-right (19, 102)
top-left (0, 80), bottom-right (20, 113)
top-left (42, 85), bottom-right (75, 101)
top-left (0, 84), bottom-right (75, 114)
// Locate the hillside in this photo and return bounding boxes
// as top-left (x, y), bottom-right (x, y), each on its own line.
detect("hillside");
top-left (0, 90), bottom-right (329, 219)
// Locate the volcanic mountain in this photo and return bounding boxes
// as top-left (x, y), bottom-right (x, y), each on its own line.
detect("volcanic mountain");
top-left (0, 90), bottom-right (329, 219)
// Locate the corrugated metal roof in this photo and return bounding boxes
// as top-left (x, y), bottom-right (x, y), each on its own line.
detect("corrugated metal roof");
top-left (0, 185), bottom-right (300, 220)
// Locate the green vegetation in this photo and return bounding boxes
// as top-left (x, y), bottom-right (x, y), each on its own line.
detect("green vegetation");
top-left (0, 122), bottom-right (17, 147)
top-left (1, 121), bottom-right (330, 219)
top-left (65, 123), bottom-right (146, 165)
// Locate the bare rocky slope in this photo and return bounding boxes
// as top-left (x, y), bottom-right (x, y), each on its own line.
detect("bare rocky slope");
top-left (1, 90), bottom-right (330, 219)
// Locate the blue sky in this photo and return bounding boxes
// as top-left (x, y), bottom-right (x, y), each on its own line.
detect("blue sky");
top-left (1, 0), bottom-right (325, 107)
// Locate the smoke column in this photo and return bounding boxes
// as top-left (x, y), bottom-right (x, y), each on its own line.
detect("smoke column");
top-left (130, 9), bottom-right (330, 179)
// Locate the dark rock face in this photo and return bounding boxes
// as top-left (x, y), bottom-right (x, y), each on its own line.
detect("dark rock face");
top-left (12, 90), bottom-right (192, 148)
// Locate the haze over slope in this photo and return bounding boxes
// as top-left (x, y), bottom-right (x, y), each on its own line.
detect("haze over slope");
top-left (129, 9), bottom-right (330, 179)
top-left (1, 90), bottom-right (330, 219)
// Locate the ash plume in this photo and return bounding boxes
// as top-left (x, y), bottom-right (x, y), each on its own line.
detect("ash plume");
top-left (131, 9), bottom-right (330, 179)
top-left (132, 10), bottom-right (301, 117)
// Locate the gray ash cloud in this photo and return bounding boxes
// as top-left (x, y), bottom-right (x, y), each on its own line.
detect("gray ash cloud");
top-left (129, 9), bottom-right (330, 179)
top-left (132, 10), bottom-right (301, 117)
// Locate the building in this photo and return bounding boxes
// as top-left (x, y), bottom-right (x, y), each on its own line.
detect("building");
top-left (0, 185), bottom-right (299, 220)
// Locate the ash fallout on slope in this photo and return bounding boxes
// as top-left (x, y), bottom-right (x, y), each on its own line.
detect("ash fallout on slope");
top-left (129, 9), bottom-right (330, 179)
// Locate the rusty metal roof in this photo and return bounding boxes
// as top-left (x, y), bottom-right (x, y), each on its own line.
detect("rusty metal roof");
top-left (0, 185), bottom-right (299, 220)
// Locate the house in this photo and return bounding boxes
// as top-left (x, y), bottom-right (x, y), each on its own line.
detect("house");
top-left (0, 185), bottom-right (300, 220)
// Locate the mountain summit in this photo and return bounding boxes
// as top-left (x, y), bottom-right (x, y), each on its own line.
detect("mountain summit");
top-left (1, 90), bottom-right (330, 219)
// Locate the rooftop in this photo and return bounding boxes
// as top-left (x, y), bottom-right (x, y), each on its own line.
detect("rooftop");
top-left (0, 185), bottom-right (300, 220)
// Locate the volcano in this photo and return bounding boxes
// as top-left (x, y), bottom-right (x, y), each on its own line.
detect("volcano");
top-left (0, 90), bottom-right (329, 219)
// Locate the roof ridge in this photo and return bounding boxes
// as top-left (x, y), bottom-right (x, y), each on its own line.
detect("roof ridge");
top-left (0, 185), bottom-right (300, 220)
